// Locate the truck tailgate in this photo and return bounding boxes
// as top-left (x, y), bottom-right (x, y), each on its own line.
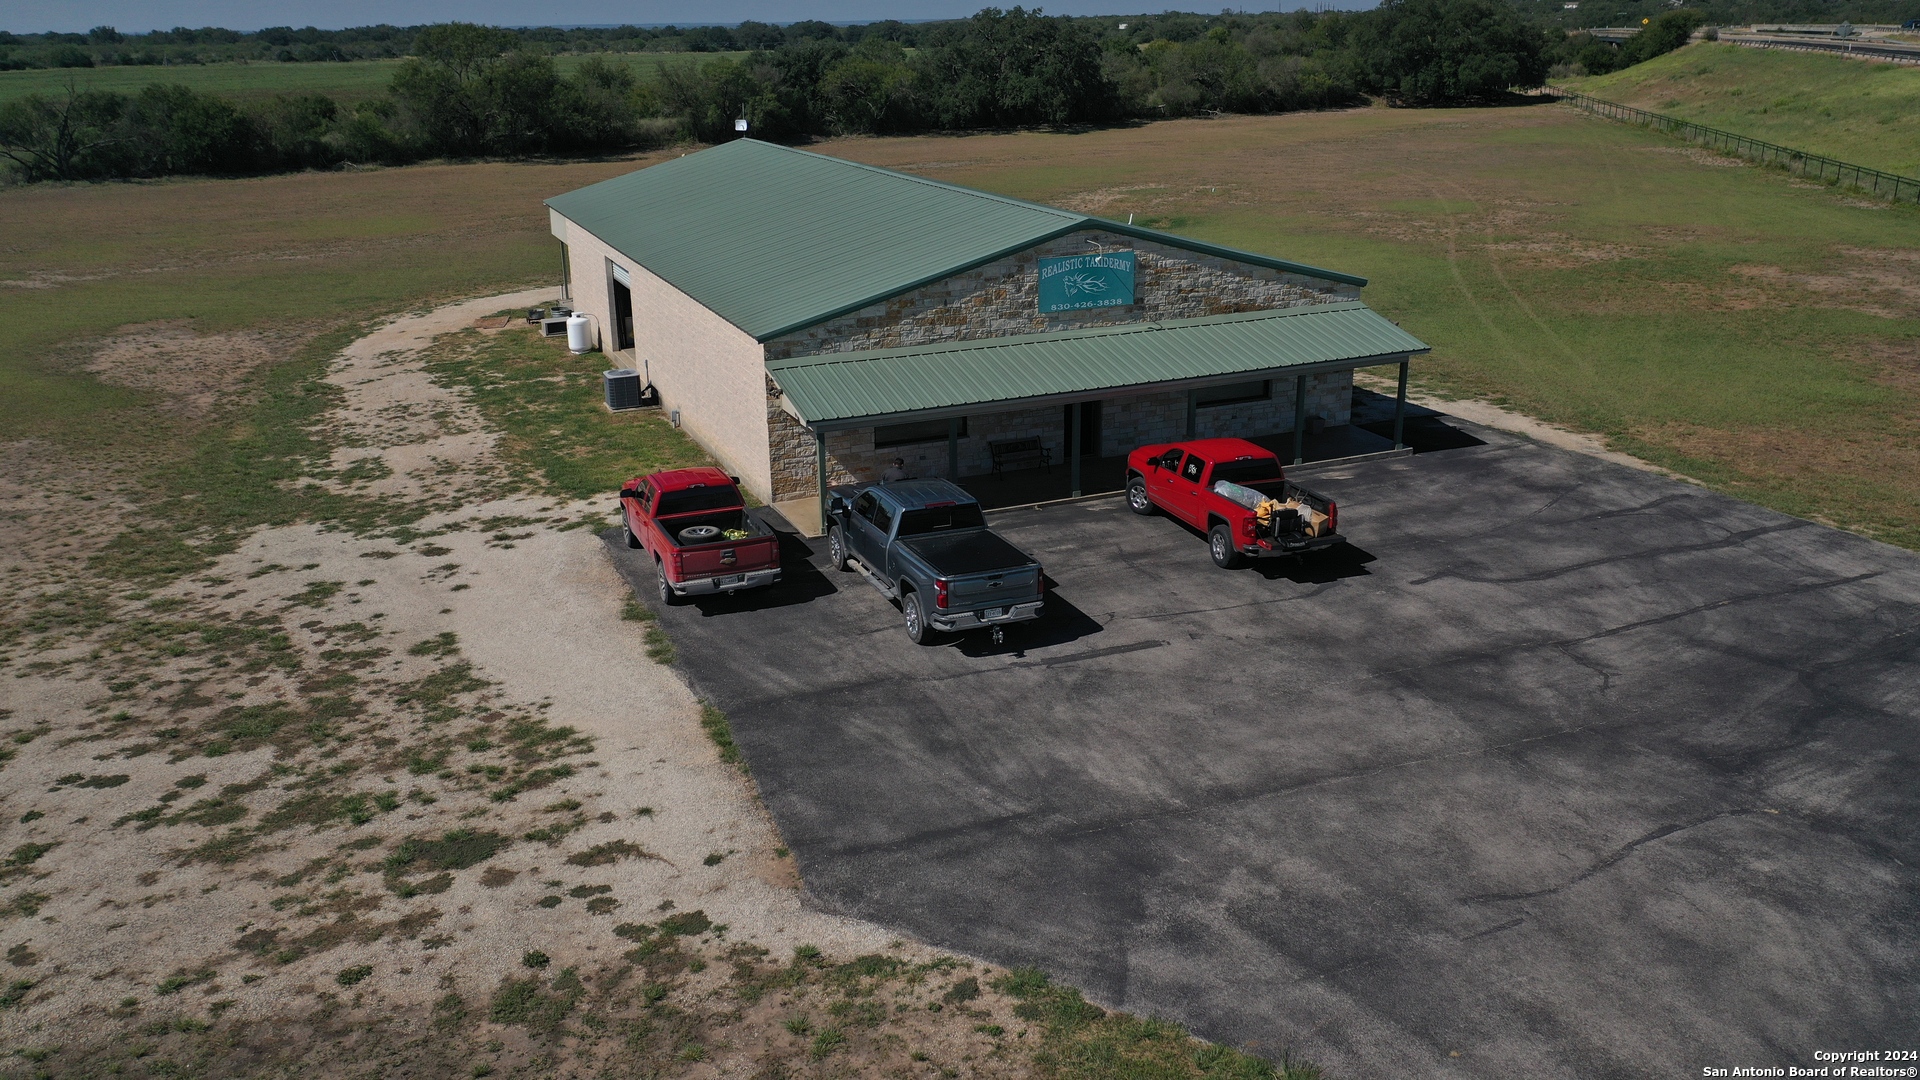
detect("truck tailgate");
top-left (945, 564), bottom-right (1043, 609)
top-left (678, 534), bottom-right (779, 579)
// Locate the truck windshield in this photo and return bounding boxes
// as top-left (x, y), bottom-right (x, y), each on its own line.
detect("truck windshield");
top-left (1210, 458), bottom-right (1283, 486)
top-left (896, 504), bottom-right (985, 536)
top-left (657, 486), bottom-right (742, 516)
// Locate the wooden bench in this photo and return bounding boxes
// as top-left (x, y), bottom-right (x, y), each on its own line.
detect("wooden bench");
top-left (988, 437), bottom-right (1052, 479)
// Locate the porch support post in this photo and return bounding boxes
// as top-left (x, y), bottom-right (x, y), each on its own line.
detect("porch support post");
top-left (1292, 373), bottom-right (1309, 466)
top-left (1070, 404), bottom-right (1083, 498)
top-left (815, 428), bottom-right (828, 530)
top-left (947, 417), bottom-right (960, 481)
top-left (1185, 390), bottom-right (1197, 438)
top-left (1393, 359), bottom-right (1409, 450)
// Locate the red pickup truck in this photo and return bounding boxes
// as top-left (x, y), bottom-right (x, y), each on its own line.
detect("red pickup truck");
top-left (1124, 438), bottom-right (1344, 568)
top-left (619, 467), bottom-right (781, 604)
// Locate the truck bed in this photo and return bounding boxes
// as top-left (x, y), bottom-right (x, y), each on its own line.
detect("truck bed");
top-left (658, 508), bottom-right (771, 548)
top-left (897, 529), bottom-right (1035, 577)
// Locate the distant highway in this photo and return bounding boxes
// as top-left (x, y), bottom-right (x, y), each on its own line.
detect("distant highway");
top-left (1718, 32), bottom-right (1920, 63)
top-left (1569, 24), bottom-right (1920, 63)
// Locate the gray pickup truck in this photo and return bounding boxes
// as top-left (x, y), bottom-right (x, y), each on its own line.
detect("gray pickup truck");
top-left (824, 480), bottom-right (1045, 645)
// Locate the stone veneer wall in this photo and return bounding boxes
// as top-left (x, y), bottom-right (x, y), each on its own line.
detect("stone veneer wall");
top-left (781, 372), bottom-right (1355, 492)
top-left (763, 229), bottom-right (1361, 501)
top-left (763, 230), bottom-right (1357, 362)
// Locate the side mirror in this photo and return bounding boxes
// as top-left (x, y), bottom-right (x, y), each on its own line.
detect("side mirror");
top-left (729, 475), bottom-right (741, 486)
top-left (618, 488), bottom-right (639, 500)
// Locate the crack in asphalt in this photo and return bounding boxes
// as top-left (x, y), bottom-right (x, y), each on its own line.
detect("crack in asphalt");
top-left (1364, 570), bottom-right (1884, 683)
top-left (1408, 520), bottom-right (1812, 586)
top-left (1461, 809), bottom-right (1761, 904)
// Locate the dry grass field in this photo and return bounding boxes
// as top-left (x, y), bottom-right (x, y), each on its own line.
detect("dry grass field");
top-left (0, 156), bottom-right (1296, 1077)
top-left (2, 96), bottom-right (1917, 1077)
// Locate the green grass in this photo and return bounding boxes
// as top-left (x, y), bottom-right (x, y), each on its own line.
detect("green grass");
top-left (422, 325), bottom-right (716, 501)
top-left (0, 52), bottom-right (748, 106)
top-left (992, 967), bottom-right (1314, 1080)
top-left (833, 106), bottom-right (1920, 550)
top-left (1566, 42), bottom-right (1920, 177)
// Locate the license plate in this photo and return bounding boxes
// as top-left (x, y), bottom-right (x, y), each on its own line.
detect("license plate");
top-left (718, 574), bottom-right (745, 586)
top-left (983, 606), bottom-right (1006, 620)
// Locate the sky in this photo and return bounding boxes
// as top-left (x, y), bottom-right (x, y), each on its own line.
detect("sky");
top-left (6, 1), bottom-right (1355, 35)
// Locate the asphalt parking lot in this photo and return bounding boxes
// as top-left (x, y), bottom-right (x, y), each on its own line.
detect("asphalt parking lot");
top-left (603, 422), bottom-right (1920, 1079)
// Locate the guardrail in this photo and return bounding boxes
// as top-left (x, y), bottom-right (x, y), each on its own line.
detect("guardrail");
top-left (1718, 33), bottom-right (1920, 64)
top-left (1548, 89), bottom-right (1920, 205)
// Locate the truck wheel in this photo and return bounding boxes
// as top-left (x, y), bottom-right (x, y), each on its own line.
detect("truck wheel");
top-left (1208, 524), bottom-right (1244, 569)
top-left (624, 522), bottom-right (642, 549)
top-left (902, 591), bottom-right (933, 645)
top-left (826, 526), bottom-right (849, 572)
top-left (655, 560), bottom-right (682, 606)
top-left (1126, 477), bottom-right (1155, 516)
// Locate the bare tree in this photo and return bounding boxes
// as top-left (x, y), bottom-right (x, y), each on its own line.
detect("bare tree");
top-left (0, 80), bottom-right (127, 182)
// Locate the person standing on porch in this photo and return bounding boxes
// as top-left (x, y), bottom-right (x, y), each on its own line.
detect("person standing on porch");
top-left (881, 458), bottom-right (909, 482)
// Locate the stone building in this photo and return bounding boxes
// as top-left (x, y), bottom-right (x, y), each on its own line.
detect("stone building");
top-left (545, 139), bottom-right (1429, 532)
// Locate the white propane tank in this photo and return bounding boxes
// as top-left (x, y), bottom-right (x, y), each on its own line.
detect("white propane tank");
top-left (566, 313), bottom-right (593, 354)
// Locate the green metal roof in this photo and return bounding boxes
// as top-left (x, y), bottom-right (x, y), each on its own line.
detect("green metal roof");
top-left (767, 301), bottom-right (1430, 427)
top-left (545, 139), bottom-right (1367, 342)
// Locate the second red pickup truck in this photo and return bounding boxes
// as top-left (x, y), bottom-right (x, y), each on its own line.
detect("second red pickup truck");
top-left (1125, 438), bottom-right (1345, 568)
top-left (619, 467), bottom-right (781, 604)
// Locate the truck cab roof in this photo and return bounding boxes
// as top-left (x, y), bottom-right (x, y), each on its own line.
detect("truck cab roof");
top-left (1149, 438), bottom-right (1279, 463)
top-left (842, 478), bottom-right (980, 510)
top-left (646, 466), bottom-right (738, 493)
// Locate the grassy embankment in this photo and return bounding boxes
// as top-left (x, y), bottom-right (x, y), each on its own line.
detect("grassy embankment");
top-left (831, 103), bottom-right (1920, 548)
top-left (1564, 42), bottom-right (1920, 177)
top-left (0, 52), bottom-right (749, 106)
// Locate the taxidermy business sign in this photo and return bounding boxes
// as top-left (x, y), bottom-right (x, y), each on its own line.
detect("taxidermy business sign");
top-left (1037, 251), bottom-right (1136, 313)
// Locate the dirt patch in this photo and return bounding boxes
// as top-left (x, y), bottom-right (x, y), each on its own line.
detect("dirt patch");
top-left (1730, 260), bottom-right (1920, 319)
top-left (1638, 145), bottom-right (1749, 167)
top-left (0, 292), bottom-right (944, 1068)
top-left (316, 290), bottom-right (552, 502)
top-left (83, 322), bottom-right (297, 421)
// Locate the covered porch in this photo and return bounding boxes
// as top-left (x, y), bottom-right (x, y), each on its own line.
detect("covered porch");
top-left (766, 303), bottom-right (1431, 535)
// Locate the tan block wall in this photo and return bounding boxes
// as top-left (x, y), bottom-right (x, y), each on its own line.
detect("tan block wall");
top-left (556, 214), bottom-right (775, 502)
top-left (763, 230), bottom-right (1358, 361)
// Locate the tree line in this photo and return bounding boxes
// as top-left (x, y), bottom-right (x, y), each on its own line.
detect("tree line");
top-left (1, 2), bottom-right (1706, 184)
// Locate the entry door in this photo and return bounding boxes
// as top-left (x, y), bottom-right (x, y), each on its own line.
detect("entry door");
top-left (1062, 401), bottom-right (1102, 458)
top-left (612, 280), bottom-right (635, 351)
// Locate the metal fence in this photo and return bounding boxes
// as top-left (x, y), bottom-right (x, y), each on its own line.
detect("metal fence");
top-left (1548, 88), bottom-right (1920, 205)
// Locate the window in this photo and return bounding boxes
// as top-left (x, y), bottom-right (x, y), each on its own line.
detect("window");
top-left (1210, 458), bottom-right (1283, 486)
top-left (852, 492), bottom-right (879, 524)
top-left (898, 504), bottom-right (986, 536)
top-left (1196, 380), bottom-right (1271, 408)
top-left (874, 417), bottom-right (967, 448)
top-left (657, 486), bottom-right (741, 516)
top-left (1181, 454), bottom-right (1207, 483)
top-left (1153, 449), bottom-right (1183, 470)
top-left (871, 500), bottom-right (895, 534)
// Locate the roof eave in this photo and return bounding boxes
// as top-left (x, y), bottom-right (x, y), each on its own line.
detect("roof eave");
top-left (750, 219), bottom-right (1092, 342)
top-left (784, 348), bottom-right (1430, 430)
